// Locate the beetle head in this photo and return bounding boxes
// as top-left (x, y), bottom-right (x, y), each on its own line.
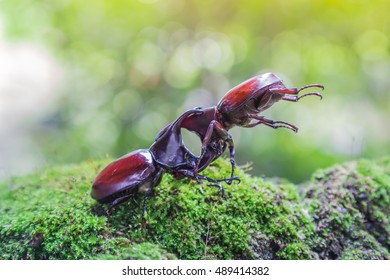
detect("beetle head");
top-left (215, 73), bottom-right (285, 128)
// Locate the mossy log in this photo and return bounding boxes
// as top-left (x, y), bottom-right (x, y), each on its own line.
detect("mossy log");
top-left (0, 157), bottom-right (389, 260)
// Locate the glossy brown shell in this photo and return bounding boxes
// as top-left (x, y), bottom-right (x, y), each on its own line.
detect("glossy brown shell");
top-left (216, 72), bottom-right (282, 114)
top-left (91, 149), bottom-right (157, 202)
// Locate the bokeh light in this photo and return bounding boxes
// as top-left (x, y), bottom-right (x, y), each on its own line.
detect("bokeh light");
top-left (0, 0), bottom-right (389, 182)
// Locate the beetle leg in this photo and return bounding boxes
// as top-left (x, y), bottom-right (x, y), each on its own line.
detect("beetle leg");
top-left (271, 84), bottom-right (324, 102)
top-left (215, 176), bottom-right (240, 184)
top-left (195, 175), bottom-right (226, 197)
top-left (196, 172), bottom-right (240, 185)
top-left (193, 120), bottom-right (219, 178)
top-left (206, 182), bottom-right (225, 197)
top-left (174, 169), bottom-right (229, 196)
top-left (282, 92), bottom-right (323, 102)
top-left (194, 120), bottom-right (238, 183)
top-left (142, 168), bottom-right (163, 216)
top-left (226, 133), bottom-right (236, 183)
top-left (106, 195), bottom-right (133, 215)
top-left (142, 189), bottom-right (152, 217)
top-left (245, 114), bottom-right (298, 133)
top-left (298, 84), bottom-right (324, 92)
top-left (273, 84), bottom-right (324, 94)
top-left (194, 174), bottom-right (225, 196)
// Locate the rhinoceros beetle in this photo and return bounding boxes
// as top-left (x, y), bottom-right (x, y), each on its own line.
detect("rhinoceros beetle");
top-left (91, 72), bottom-right (324, 213)
top-left (172, 72), bottom-right (323, 181)
top-left (91, 149), bottom-right (164, 211)
top-left (92, 107), bottom-right (236, 213)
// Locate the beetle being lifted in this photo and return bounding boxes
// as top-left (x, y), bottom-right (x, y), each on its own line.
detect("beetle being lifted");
top-left (177, 72), bottom-right (323, 180)
top-left (91, 72), bottom-right (324, 212)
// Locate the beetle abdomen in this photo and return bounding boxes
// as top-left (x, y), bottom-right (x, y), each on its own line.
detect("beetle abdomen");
top-left (91, 149), bottom-right (159, 203)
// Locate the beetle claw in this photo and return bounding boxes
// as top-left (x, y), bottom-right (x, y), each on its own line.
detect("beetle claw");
top-left (105, 207), bottom-right (112, 217)
top-left (216, 176), bottom-right (240, 185)
top-left (207, 183), bottom-right (225, 197)
top-left (271, 121), bottom-right (298, 133)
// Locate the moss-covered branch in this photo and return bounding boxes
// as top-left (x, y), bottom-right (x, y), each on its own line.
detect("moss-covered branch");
top-left (0, 157), bottom-right (389, 259)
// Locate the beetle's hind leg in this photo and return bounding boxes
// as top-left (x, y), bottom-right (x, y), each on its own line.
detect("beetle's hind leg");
top-left (105, 195), bottom-right (133, 216)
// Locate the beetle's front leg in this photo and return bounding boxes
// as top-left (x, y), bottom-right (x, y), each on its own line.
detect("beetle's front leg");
top-left (194, 121), bottom-right (239, 184)
top-left (271, 84), bottom-right (324, 102)
top-left (192, 120), bottom-right (217, 179)
top-left (224, 134), bottom-right (239, 184)
top-left (244, 114), bottom-right (298, 133)
top-left (174, 169), bottom-right (225, 196)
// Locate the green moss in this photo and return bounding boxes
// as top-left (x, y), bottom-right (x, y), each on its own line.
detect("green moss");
top-left (0, 156), bottom-right (389, 259)
top-left (94, 242), bottom-right (177, 260)
top-left (0, 160), bottom-right (120, 259)
top-left (302, 158), bottom-right (389, 259)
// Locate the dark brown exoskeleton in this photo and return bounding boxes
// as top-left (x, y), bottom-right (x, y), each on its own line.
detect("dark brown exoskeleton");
top-left (178, 72), bottom-right (323, 183)
top-left (91, 108), bottom-right (201, 212)
top-left (91, 108), bottom-right (233, 212)
top-left (91, 149), bottom-right (164, 211)
top-left (91, 72), bottom-right (324, 212)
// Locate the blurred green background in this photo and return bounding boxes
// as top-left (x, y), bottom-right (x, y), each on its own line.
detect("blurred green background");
top-left (0, 0), bottom-right (389, 183)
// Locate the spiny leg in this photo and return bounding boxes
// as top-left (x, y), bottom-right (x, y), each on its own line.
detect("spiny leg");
top-left (142, 169), bottom-right (163, 217)
top-left (193, 120), bottom-right (238, 183)
top-left (206, 182), bottom-right (225, 197)
top-left (176, 170), bottom-right (236, 197)
top-left (198, 174), bottom-right (241, 197)
top-left (245, 114), bottom-right (298, 133)
top-left (106, 195), bottom-right (133, 216)
top-left (195, 174), bottom-right (226, 196)
top-left (195, 172), bottom-right (240, 186)
top-left (297, 84), bottom-right (324, 92)
top-left (225, 133), bottom-right (237, 184)
top-left (214, 175), bottom-right (240, 184)
top-left (282, 92), bottom-right (323, 102)
top-left (271, 84), bottom-right (324, 102)
top-left (142, 188), bottom-right (153, 217)
top-left (193, 174), bottom-right (226, 197)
